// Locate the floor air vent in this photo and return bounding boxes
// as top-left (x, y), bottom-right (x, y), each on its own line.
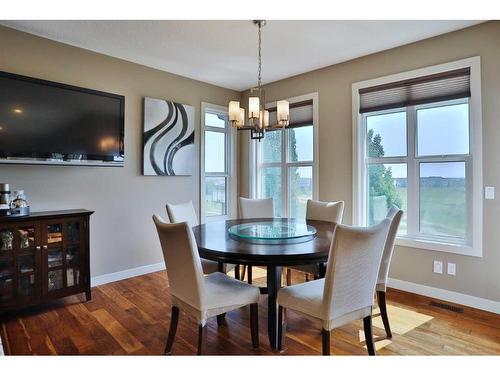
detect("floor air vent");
top-left (429, 301), bottom-right (464, 313)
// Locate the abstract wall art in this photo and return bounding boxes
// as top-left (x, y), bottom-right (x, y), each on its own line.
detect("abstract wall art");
top-left (143, 97), bottom-right (195, 176)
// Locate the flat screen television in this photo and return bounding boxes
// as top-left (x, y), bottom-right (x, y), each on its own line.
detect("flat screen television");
top-left (0, 71), bottom-right (125, 166)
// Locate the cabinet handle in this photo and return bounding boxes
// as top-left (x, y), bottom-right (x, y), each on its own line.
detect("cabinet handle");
top-left (42, 245), bottom-right (48, 249)
top-left (36, 246), bottom-right (41, 250)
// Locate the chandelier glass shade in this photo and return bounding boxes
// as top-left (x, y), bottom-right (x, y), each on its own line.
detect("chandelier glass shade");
top-left (228, 20), bottom-right (289, 140)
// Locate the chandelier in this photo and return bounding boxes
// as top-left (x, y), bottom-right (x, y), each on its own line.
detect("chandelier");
top-left (228, 20), bottom-right (289, 141)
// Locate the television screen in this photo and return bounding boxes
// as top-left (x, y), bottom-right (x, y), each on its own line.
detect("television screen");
top-left (0, 71), bottom-right (124, 166)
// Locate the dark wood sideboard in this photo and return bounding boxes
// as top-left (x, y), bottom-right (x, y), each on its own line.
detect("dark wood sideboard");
top-left (0, 209), bottom-right (93, 313)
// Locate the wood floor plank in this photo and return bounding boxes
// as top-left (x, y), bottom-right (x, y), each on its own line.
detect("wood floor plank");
top-left (91, 308), bottom-right (144, 353)
top-left (1, 270), bottom-right (499, 355)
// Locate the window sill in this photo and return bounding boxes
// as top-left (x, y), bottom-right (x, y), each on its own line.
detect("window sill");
top-left (395, 236), bottom-right (482, 257)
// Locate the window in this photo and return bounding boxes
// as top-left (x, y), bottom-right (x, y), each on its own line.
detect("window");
top-left (201, 103), bottom-right (236, 222)
top-left (353, 57), bottom-right (483, 256)
top-left (252, 93), bottom-right (318, 218)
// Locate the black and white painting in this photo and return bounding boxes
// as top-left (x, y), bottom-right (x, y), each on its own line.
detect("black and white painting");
top-left (143, 97), bottom-right (195, 176)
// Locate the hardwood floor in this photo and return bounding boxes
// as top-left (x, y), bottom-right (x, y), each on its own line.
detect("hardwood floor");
top-left (1, 270), bottom-right (499, 355)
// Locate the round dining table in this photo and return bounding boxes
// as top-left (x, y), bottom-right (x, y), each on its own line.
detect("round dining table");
top-left (192, 218), bottom-right (336, 349)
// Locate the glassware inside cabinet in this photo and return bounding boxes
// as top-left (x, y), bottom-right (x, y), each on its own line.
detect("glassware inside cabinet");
top-left (48, 269), bottom-right (63, 291)
top-left (0, 230), bottom-right (14, 252)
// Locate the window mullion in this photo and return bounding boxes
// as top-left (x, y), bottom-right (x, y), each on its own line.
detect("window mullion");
top-left (406, 106), bottom-right (418, 236)
top-left (282, 129), bottom-right (288, 217)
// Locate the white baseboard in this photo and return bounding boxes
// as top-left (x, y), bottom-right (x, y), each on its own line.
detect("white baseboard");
top-left (388, 277), bottom-right (500, 314)
top-left (91, 262), bottom-right (165, 287)
top-left (89, 263), bottom-right (499, 315)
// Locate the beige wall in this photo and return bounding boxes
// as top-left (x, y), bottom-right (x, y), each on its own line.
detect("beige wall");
top-left (0, 26), bottom-right (239, 278)
top-left (239, 21), bottom-right (500, 302)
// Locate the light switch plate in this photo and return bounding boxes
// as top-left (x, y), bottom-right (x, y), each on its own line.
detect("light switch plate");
top-left (447, 263), bottom-right (456, 276)
top-left (433, 260), bottom-right (443, 274)
top-left (485, 186), bottom-right (495, 200)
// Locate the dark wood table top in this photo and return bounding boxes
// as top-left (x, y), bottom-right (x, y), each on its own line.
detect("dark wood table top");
top-left (192, 218), bottom-right (335, 266)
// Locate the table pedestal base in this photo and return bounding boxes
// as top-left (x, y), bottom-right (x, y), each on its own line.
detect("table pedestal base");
top-left (267, 265), bottom-right (282, 349)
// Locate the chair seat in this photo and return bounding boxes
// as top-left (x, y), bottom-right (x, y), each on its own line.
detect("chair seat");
top-left (201, 258), bottom-right (235, 274)
top-left (172, 272), bottom-right (260, 324)
top-left (204, 272), bottom-right (260, 311)
top-left (277, 279), bottom-right (371, 330)
top-left (278, 279), bottom-right (325, 317)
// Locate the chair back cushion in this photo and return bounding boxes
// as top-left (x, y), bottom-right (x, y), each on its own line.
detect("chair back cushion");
top-left (239, 197), bottom-right (274, 219)
top-left (377, 206), bottom-right (403, 289)
top-left (323, 219), bottom-right (391, 320)
top-left (166, 201), bottom-right (199, 228)
top-left (306, 199), bottom-right (344, 223)
top-left (152, 215), bottom-right (205, 310)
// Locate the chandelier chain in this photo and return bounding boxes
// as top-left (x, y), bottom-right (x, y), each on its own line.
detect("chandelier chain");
top-left (258, 22), bottom-right (262, 89)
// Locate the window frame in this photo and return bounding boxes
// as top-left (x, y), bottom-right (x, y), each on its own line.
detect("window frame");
top-left (352, 57), bottom-right (483, 257)
top-left (200, 102), bottom-right (237, 223)
top-left (250, 92), bottom-right (319, 217)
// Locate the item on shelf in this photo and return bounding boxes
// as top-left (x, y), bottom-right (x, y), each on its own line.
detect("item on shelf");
top-left (67, 268), bottom-right (74, 287)
top-left (48, 270), bottom-right (63, 291)
top-left (48, 252), bottom-right (63, 268)
top-left (0, 183), bottom-right (11, 216)
top-left (18, 228), bottom-right (33, 248)
top-left (47, 233), bottom-right (63, 243)
top-left (10, 190), bottom-right (30, 217)
top-left (0, 268), bottom-right (12, 278)
top-left (0, 230), bottom-right (13, 251)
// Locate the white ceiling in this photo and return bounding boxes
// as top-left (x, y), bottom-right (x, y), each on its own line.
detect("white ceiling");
top-left (0, 20), bottom-right (483, 91)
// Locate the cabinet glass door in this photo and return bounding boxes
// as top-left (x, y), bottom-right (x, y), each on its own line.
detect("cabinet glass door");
top-left (0, 229), bottom-right (15, 302)
top-left (0, 225), bottom-right (39, 304)
top-left (44, 219), bottom-right (83, 294)
top-left (16, 226), bottom-right (38, 298)
top-left (65, 221), bottom-right (82, 288)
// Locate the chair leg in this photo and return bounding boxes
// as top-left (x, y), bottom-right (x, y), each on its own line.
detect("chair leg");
top-left (286, 269), bottom-right (292, 286)
top-left (247, 266), bottom-right (253, 284)
top-left (377, 291), bottom-right (392, 338)
top-left (321, 329), bottom-right (330, 355)
top-left (277, 305), bottom-right (286, 352)
top-left (234, 265), bottom-right (240, 280)
top-left (363, 315), bottom-right (376, 356)
top-left (197, 323), bottom-right (207, 355)
top-left (318, 262), bottom-right (326, 278)
top-left (164, 306), bottom-right (179, 355)
top-left (250, 303), bottom-right (259, 348)
top-left (241, 265), bottom-right (247, 281)
top-left (216, 314), bottom-right (225, 326)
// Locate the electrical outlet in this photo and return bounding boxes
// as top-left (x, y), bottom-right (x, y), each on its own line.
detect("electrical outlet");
top-left (485, 186), bottom-right (495, 200)
top-left (433, 260), bottom-right (443, 274)
top-left (447, 262), bottom-right (456, 276)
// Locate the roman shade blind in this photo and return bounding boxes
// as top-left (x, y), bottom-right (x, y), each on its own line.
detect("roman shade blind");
top-left (268, 99), bottom-right (313, 128)
top-left (359, 67), bottom-right (471, 113)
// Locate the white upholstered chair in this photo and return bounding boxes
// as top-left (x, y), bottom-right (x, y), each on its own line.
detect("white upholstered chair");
top-left (287, 199), bottom-right (344, 284)
top-left (153, 215), bottom-right (260, 355)
top-left (238, 197), bottom-right (275, 282)
top-left (166, 201), bottom-right (235, 275)
top-left (239, 197), bottom-right (274, 219)
top-left (375, 206), bottom-right (403, 338)
top-left (277, 219), bottom-right (391, 355)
